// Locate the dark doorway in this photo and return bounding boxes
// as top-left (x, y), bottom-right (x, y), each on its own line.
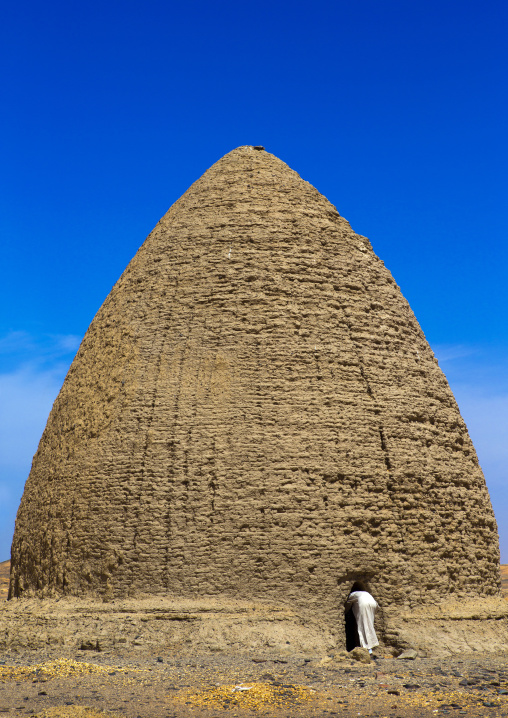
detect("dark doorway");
top-left (345, 606), bottom-right (359, 650)
top-left (344, 581), bottom-right (367, 651)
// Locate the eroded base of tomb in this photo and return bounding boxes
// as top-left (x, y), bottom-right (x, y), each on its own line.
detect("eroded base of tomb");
top-left (1, 594), bottom-right (507, 658)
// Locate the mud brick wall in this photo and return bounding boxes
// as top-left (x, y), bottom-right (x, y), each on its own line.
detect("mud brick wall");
top-left (10, 147), bottom-right (500, 627)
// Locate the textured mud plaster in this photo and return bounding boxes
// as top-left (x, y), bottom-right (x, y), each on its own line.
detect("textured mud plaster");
top-left (10, 146), bottom-right (501, 635)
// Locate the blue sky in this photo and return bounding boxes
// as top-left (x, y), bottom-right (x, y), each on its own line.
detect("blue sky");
top-left (1, 0), bottom-right (507, 563)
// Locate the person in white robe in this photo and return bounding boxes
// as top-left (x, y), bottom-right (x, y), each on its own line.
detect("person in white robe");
top-left (346, 589), bottom-right (379, 652)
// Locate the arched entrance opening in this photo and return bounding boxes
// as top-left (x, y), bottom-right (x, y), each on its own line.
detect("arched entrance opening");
top-left (344, 581), bottom-right (367, 651)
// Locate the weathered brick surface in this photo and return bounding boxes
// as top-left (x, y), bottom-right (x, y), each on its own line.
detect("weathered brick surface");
top-left (10, 147), bottom-right (500, 627)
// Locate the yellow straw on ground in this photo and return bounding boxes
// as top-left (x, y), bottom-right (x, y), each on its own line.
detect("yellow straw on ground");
top-left (0, 658), bottom-right (131, 681)
top-left (176, 681), bottom-right (316, 710)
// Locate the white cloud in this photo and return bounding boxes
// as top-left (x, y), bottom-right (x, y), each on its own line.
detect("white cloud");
top-left (54, 334), bottom-right (82, 353)
top-left (0, 331), bottom-right (80, 559)
top-left (436, 343), bottom-right (508, 562)
top-left (0, 330), bottom-right (33, 353)
top-left (0, 484), bottom-right (12, 502)
top-left (433, 343), bottom-right (478, 363)
top-left (0, 330), bottom-right (81, 366)
top-left (433, 343), bottom-right (508, 481)
top-left (0, 363), bottom-right (66, 472)
top-left (455, 390), bottom-right (508, 478)
top-left (434, 341), bottom-right (508, 395)
top-left (453, 390), bottom-right (508, 560)
top-left (0, 363), bottom-right (69, 544)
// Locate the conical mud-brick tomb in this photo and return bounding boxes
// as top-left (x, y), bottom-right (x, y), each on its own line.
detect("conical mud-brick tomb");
top-left (10, 147), bottom-right (500, 626)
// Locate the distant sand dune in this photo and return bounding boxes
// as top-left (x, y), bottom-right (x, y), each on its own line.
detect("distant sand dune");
top-left (0, 560), bottom-right (9, 599)
top-left (501, 564), bottom-right (508, 597)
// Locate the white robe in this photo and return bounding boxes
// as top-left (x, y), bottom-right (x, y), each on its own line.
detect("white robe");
top-left (347, 590), bottom-right (379, 650)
